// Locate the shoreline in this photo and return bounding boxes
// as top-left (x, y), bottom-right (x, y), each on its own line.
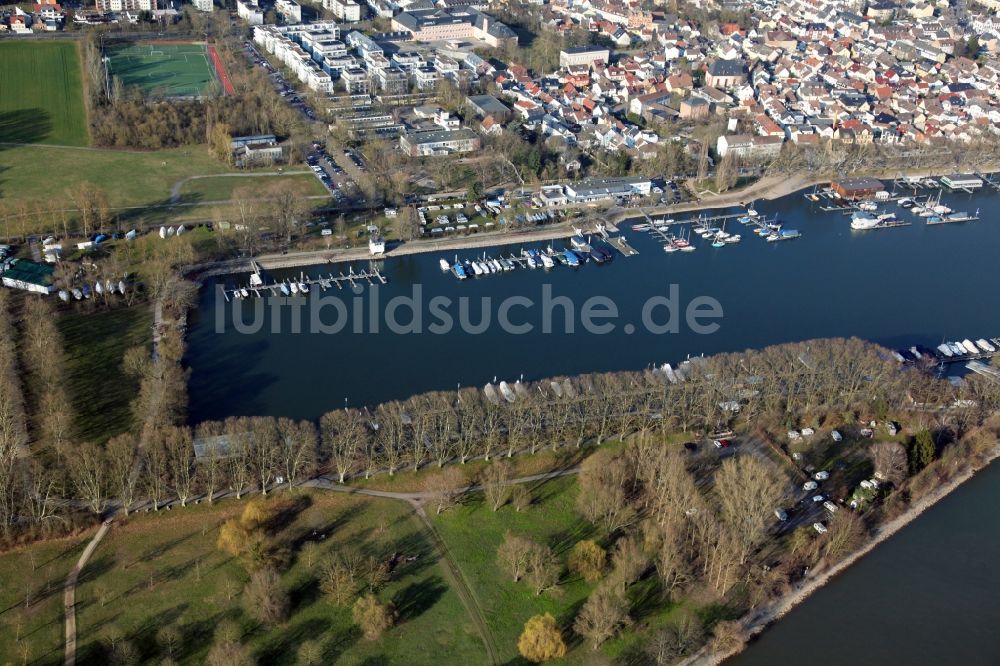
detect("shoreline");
top-left (188, 163), bottom-right (998, 278)
top-left (682, 446), bottom-right (1000, 666)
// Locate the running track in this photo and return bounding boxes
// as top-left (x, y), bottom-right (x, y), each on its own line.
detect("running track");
top-left (207, 44), bottom-right (235, 95)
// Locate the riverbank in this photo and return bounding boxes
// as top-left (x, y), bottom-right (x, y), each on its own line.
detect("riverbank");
top-left (189, 163), bottom-right (998, 278)
top-left (682, 445), bottom-right (1000, 666)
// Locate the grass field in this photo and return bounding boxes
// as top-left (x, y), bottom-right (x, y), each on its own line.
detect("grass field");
top-left (0, 41), bottom-right (89, 146)
top-left (0, 537), bottom-right (88, 666)
top-left (0, 144), bottom-right (256, 208)
top-left (433, 475), bottom-right (599, 662)
top-left (58, 306), bottom-right (153, 443)
top-left (72, 492), bottom-right (485, 664)
top-left (179, 174), bottom-right (328, 202)
top-left (106, 43), bottom-right (220, 98)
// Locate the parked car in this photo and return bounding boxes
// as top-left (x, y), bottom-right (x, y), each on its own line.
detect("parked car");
top-left (813, 471), bottom-right (830, 481)
top-left (774, 508), bottom-right (788, 522)
top-left (713, 439), bottom-right (731, 449)
top-left (823, 501), bottom-right (839, 514)
top-left (831, 430), bottom-right (843, 442)
top-left (802, 481), bottom-right (818, 491)
top-left (801, 427), bottom-right (815, 436)
top-left (813, 522), bottom-right (828, 534)
top-left (788, 430), bottom-right (801, 440)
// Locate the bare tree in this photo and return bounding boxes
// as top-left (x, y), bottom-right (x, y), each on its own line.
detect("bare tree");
top-left (106, 433), bottom-right (141, 516)
top-left (243, 566), bottom-right (289, 626)
top-left (320, 409), bottom-right (364, 483)
top-left (225, 419), bottom-right (253, 500)
top-left (164, 426), bottom-right (196, 507)
top-left (822, 511), bottom-right (867, 562)
top-left (481, 461), bottom-right (512, 511)
top-left (575, 450), bottom-right (637, 533)
top-left (277, 418), bottom-right (316, 490)
top-left (352, 594), bottom-right (394, 640)
top-left (573, 582), bottom-right (631, 649)
top-left (870, 441), bottom-right (908, 486)
top-left (67, 442), bottom-right (108, 514)
top-left (526, 542), bottom-right (560, 595)
top-left (714, 456), bottom-right (788, 564)
top-left (423, 467), bottom-right (465, 515)
top-left (497, 532), bottom-right (534, 582)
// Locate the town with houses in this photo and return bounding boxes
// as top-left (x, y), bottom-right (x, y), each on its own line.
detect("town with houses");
top-left (5, 0), bottom-right (1000, 170)
top-left (5, 0), bottom-right (1000, 653)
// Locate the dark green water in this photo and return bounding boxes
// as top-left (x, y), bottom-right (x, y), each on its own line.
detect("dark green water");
top-left (188, 185), bottom-right (1000, 423)
top-left (729, 460), bottom-right (1000, 665)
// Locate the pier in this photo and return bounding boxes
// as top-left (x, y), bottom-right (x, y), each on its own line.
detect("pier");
top-left (224, 266), bottom-right (388, 301)
top-left (966, 360), bottom-right (1000, 379)
top-left (606, 236), bottom-right (639, 256)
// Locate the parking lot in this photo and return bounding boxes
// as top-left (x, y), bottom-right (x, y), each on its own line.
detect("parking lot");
top-left (242, 41), bottom-right (317, 122)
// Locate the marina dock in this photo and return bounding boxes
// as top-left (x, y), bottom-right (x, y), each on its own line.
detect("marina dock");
top-left (966, 360), bottom-right (1000, 379)
top-left (224, 264), bottom-right (387, 302)
top-left (605, 236), bottom-right (639, 256)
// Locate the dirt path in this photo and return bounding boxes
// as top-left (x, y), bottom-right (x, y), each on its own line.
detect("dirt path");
top-left (64, 521), bottom-right (110, 666)
top-left (414, 505), bottom-right (501, 665)
top-left (301, 468), bottom-right (578, 664)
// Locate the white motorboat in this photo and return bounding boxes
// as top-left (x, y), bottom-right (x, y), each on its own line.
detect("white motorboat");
top-left (962, 339), bottom-right (980, 355)
top-left (540, 253), bottom-right (555, 269)
top-left (976, 339), bottom-right (996, 353)
top-left (498, 381), bottom-right (516, 402)
top-left (937, 343), bottom-right (954, 358)
top-left (439, 258), bottom-right (451, 271)
top-left (850, 211), bottom-right (880, 230)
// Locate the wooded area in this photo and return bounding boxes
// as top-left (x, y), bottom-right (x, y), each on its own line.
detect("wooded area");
top-left (4, 334), bottom-right (1000, 550)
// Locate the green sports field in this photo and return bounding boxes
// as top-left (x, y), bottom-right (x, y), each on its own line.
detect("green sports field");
top-left (0, 41), bottom-right (89, 146)
top-left (106, 42), bottom-right (221, 98)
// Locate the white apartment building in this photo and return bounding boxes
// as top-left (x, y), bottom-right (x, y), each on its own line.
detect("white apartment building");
top-left (325, 0), bottom-right (361, 21)
top-left (275, 0), bottom-right (301, 23)
top-left (237, 0), bottom-right (263, 24)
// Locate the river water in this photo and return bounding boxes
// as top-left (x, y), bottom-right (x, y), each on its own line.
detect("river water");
top-left (729, 460), bottom-right (1000, 665)
top-left (186, 182), bottom-right (1000, 659)
top-left (188, 183), bottom-right (1000, 423)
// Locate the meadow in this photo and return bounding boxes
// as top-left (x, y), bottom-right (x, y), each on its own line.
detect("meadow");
top-left (0, 41), bottom-right (89, 146)
top-left (0, 144), bottom-right (320, 221)
top-left (0, 537), bottom-right (87, 666)
top-left (70, 491), bottom-right (486, 664)
top-left (58, 306), bottom-right (153, 443)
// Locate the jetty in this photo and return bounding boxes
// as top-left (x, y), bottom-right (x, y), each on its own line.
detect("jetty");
top-left (605, 236), bottom-right (639, 256)
top-left (966, 360), bottom-right (1000, 380)
top-left (224, 265), bottom-right (387, 301)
